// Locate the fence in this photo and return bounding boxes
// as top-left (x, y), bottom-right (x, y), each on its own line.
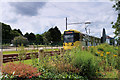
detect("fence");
top-left (3, 49), bottom-right (62, 63)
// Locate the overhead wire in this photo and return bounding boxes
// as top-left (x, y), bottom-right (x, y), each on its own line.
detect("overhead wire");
top-left (49, 3), bottom-right (102, 38)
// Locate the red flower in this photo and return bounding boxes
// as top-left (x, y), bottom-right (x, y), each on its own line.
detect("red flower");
top-left (19, 75), bottom-right (21, 77)
top-left (2, 62), bottom-right (40, 78)
top-left (29, 76), bottom-right (32, 78)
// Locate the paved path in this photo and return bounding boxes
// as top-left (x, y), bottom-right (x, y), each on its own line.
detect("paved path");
top-left (2, 47), bottom-right (63, 51)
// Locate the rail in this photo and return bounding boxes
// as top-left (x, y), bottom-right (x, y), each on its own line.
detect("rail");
top-left (3, 50), bottom-right (61, 63)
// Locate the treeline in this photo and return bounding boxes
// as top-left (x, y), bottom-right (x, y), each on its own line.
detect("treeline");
top-left (1, 22), bottom-right (62, 46)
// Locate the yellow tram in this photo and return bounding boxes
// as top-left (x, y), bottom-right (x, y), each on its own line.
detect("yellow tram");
top-left (63, 29), bottom-right (101, 50)
top-left (63, 29), bottom-right (81, 50)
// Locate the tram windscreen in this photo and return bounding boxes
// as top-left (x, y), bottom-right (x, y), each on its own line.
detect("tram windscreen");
top-left (64, 34), bottom-right (74, 43)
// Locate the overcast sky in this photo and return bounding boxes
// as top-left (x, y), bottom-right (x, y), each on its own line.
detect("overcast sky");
top-left (0, 0), bottom-right (118, 38)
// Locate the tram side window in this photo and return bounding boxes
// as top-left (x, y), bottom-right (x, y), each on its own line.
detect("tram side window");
top-left (74, 33), bottom-right (80, 41)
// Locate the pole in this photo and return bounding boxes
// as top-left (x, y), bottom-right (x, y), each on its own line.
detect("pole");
top-left (89, 29), bottom-right (90, 34)
top-left (0, 22), bottom-right (2, 76)
top-left (66, 17), bottom-right (67, 30)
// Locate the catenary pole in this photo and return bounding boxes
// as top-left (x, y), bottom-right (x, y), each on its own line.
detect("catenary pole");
top-left (66, 17), bottom-right (67, 30)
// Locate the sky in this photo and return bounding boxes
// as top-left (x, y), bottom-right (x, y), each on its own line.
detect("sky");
top-left (0, 0), bottom-right (118, 38)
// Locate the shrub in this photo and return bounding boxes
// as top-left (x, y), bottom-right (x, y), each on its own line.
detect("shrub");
top-left (37, 63), bottom-right (85, 79)
top-left (89, 43), bottom-right (118, 56)
top-left (12, 36), bottom-right (29, 46)
top-left (2, 62), bottom-right (41, 79)
top-left (89, 43), bottom-right (118, 70)
top-left (18, 44), bottom-right (27, 62)
top-left (96, 43), bottom-right (117, 54)
top-left (52, 54), bottom-right (79, 74)
top-left (70, 45), bottom-right (100, 79)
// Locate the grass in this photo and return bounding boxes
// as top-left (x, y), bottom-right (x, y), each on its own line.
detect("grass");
top-left (3, 50), bottom-right (38, 55)
top-left (43, 48), bottom-right (59, 52)
top-left (98, 69), bottom-right (119, 78)
top-left (3, 48), bottom-right (60, 55)
top-left (3, 51), bottom-right (19, 54)
top-left (3, 58), bottom-right (38, 66)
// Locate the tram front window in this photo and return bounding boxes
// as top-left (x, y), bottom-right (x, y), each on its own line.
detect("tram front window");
top-left (64, 35), bottom-right (74, 43)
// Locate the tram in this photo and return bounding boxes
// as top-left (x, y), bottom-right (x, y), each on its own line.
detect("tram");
top-left (63, 29), bottom-right (101, 50)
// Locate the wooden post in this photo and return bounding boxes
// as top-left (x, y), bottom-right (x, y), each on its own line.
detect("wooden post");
top-left (0, 51), bottom-right (3, 76)
top-left (60, 48), bottom-right (64, 57)
top-left (38, 48), bottom-right (44, 62)
top-left (0, 22), bottom-right (2, 76)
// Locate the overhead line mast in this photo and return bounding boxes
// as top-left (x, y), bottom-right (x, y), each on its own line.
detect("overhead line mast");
top-left (65, 17), bottom-right (91, 34)
top-left (66, 17), bottom-right (67, 30)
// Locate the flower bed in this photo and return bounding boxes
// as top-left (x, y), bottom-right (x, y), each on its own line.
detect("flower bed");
top-left (1, 62), bottom-right (41, 79)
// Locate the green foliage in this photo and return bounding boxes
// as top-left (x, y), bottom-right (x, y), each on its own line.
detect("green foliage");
top-left (24, 32), bottom-right (36, 44)
top-left (42, 26), bottom-right (61, 45)
top-left (35, 34), bottom-right (43, 45)
top-left (88, 43), bottom-right (119, 78)
top-left (30, 44), bottom-right (38, 67)
top-left (1, 22), bottom-right (23, 44)
top-left (2, 44), bottom-right (10, 49)
top-left (30, 53), bottom-right (38, 67)
top-left (10, 30), bottom-right (21, 39)
top-left (1, 22), bottom-right (12, 44)
top-left (116, 56), bottom-right (120, 70)
top-left (24, 32), bottom-right (29, 39)
top-left (89, 43), bottom-right (118, 69)
top-left (111, 1), bottom-right (120, 40)
top-left (36, 49), bottom-right (85, 79)
top-left (3, 44), bottom-right (119, 79)
top-left (90, 43), bottom-right (118, 55)
top-left (13, 29), bottom-right (23, 36)
top-left (17, 44), bottom-right (27, 62)
top-left (1, 22), bottom-right (62, 46)
top-left (103, 69), bottom-right (118, 78)
top-left (12, 36), bottom-right (29, 46)
top-left (70, 46), bottom-right (100, 78)
top-left (37, 60), bottom-right (85, 79)
top-left (48, 53), bottom-right (75, 74)
top-left (42, 31), bottom-right (50, 44)
top-left (29, 33), bottom-right (36, 44)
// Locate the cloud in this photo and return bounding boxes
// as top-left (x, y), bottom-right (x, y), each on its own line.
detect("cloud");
top-left (0, 2), bottom-right (117, 38)
top-left (9, 2), bottom-right (46, 16)
top-left (1, 0), bottom-right (112, 2)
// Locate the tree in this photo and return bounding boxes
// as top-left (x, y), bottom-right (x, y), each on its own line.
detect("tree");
top-left (24, 32), bottom-right (29, 40)
top-left (54, 26), bottom-right (61, 42)
top-left (42, 26), bottom-right (61, 45)
top-left (35, 34), bottom-right (43, 45)
top-left (12, 36), bottom-right (29, 46)
top-left (112, 0), bottom-right (120, 42)
top-left (29, 33), bottom-right (36, 44)
top-left (111, 0), bottom-right (120, 69)
top-left (1, 22), bottom-right (12, 44)
top-left (42, 31), bottom-right (50, 44)
top-left (10, 30), bottom-right (21, 40)
top-left (13, 29), bottom-right (23, 36)
top-left (24, 32), bottom-right (36, 44)
top-left (1, 22), bottom-right (23, 44)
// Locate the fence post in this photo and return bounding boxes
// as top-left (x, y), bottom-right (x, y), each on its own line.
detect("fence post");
top-left (60, 48), bottom-right (64, 56)
top-left (38, 48), bottom-right (44, 62)
top-left (0, 51), bottom-right (3, 76)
